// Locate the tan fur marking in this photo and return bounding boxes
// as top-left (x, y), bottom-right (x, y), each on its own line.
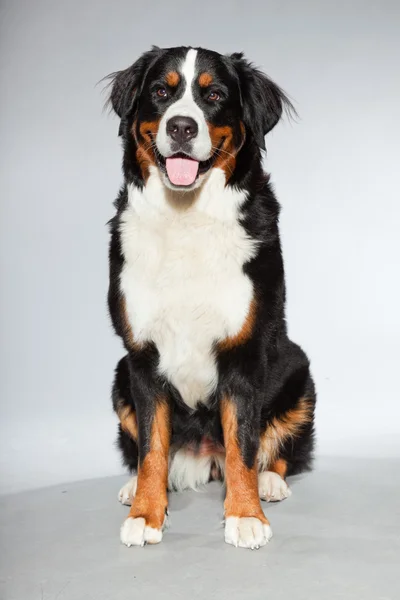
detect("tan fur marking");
top-left (199, 72), bottom-right (213, 87)
top-left (133, 119), bottom-right (160, 180)
top-left (118, 405), bottom-right (138, 441)
top-left (269, 458), bottom-right (288, 479)
top-left (166, 71), bottom-right (180, 87)
top-left (208, 121), bottom-right (245, 181)
top-left (120, 296), bottom-right (139, 350)
top-left (259, 397), bottom-right (313, 469)
top-left (127, 400), bottom-right (170, 531)
top-left (218, 298), bottom-right (257, 351)
top-left (221, 397), bottom-right (269, 523)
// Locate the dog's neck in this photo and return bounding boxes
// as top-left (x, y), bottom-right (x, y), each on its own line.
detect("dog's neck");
top-left (127, 166), bottom-right (248, 222)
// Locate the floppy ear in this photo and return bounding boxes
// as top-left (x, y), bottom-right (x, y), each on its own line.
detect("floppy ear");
top-left (228, 52), bottom-right (295, 150)
top-left (107, 46), bottom-right (162, 134)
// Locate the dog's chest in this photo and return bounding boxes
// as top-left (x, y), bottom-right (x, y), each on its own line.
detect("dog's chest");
top-left (120, 201), bottom-right (255, 409)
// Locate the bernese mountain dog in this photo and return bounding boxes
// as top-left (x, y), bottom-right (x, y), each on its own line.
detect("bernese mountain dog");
top-left (106, 46), bottom-right (316, 550)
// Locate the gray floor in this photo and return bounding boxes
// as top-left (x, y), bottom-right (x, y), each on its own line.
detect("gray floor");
top-left (1, 457), bottom-right (399, 600)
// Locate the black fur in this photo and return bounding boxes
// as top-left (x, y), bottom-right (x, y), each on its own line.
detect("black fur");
top-left (226, 52), bottom-right (296, 150)
top-left (106, 46), bottom-right (316, 480)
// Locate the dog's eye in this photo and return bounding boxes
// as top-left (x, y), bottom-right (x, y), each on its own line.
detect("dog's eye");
top-left (208, 91), bottom-right (220, 101)
top-left (157, 87), bottom-right (168, 98)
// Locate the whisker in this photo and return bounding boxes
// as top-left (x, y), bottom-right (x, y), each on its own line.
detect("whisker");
top-left (139, 140), bottom-right (158, 153)
top-left (210, 147), bottom-right (235, 176)
top-left (211, 145), bottom-right (236, 161)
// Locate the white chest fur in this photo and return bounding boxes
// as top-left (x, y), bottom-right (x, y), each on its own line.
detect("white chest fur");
top-left (120, 168), bottom-right (257, 409)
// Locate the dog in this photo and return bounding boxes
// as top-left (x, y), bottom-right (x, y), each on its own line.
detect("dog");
top-left (106, 46), bottom-right (316, 550)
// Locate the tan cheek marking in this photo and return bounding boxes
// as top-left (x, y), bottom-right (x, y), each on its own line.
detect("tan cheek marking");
top-left (118, 405), bottom-right (138, 440)
top-left (217, 299), bottom-right (257, 352)
top-left (221, 397), bottom-right (269, 523)
top-left (199, 72), bottom-right (213, 87)
top-left (166, 71), bottom-right (180, 87)
top-left (128, 400), bottom-right (170, 531)
top-left (208, 121), bottom-right (245, 181)
top-left (133, 119), bottom-right (160, 180)
top-left (259, 397), bottom-right (314, 468)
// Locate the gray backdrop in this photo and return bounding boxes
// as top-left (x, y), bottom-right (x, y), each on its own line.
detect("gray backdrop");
top-left (1, 0), bottom-right (399, 494)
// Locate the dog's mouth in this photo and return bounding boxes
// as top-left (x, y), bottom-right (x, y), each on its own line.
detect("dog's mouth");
top-left (155, 151), bottom-right (217, 187)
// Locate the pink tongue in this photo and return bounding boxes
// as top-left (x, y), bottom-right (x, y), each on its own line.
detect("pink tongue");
top-left (166, 157), bottom-right (199, 186)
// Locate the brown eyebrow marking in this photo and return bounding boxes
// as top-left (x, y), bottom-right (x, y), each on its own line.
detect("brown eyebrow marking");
top-left (165, 71), bottom-right (180, 87)
top-left (199, 72), bottom-right (213, 87)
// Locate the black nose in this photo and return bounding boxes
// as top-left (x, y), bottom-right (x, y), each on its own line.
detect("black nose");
top-left (166, 116), bottom-right (198, 144)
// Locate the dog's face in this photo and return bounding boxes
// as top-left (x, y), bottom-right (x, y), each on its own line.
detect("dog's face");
top-left (109, 46), bottom-right (292, 190)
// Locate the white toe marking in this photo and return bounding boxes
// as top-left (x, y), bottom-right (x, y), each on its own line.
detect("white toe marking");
top-left (120, 517), bottom-right (146, 547)
top-left (120, 516), bottom-right (164, 547)
top-left (118, 476), bottom-right (138, 506)
top-left (224, 517), bottom-right (273, 550)
top-left (144, 524), bottom-right (163, 545)
top-left (258, 471), bottom-right (292, 502)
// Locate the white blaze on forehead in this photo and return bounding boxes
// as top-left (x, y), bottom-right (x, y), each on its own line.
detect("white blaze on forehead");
top-left (156, 48), bottom-right (212, 162)
top-left (181, 48), bottom-right (197, 97)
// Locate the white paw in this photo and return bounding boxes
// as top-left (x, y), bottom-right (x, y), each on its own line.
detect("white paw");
top-left (120, 517), bottom-right (163, 547)
top-left (118, 476), bottom-right (138, 506)
top-left (258, 471), bottom-right (292, 502)
top-left (224, 517), bottom-right (273, 549)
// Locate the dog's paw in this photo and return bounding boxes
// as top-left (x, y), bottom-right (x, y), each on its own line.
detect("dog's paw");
top-left (224, 517), bottom-right (273, 549)
top-left (118, 476), bottom-right (138, 506)
top-left (258, 471), bottom-right (292, 502)
top-left (120, 517), bottom-right (164, 547)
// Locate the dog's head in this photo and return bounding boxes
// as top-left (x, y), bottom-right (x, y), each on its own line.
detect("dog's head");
top-left (108, 46), bottom-right (293, 190)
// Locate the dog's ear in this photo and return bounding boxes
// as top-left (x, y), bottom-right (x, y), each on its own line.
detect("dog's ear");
top-left (106, 46), bottom-right (162, 134)
top-left (228, 52), bottom-right (295, 150)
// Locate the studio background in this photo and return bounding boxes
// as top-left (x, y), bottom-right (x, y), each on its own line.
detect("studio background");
top-left (1, 0), bottom-right (399, 495)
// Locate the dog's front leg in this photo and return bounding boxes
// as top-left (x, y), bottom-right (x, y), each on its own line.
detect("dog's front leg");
top-left (120, 389), bottom-right (170, 547)
top-left (221, 393), bottom-right (272, 549)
